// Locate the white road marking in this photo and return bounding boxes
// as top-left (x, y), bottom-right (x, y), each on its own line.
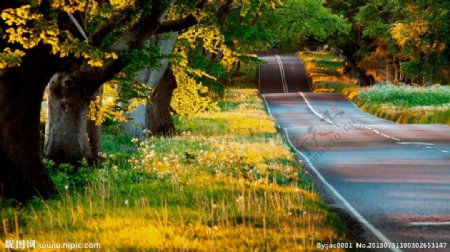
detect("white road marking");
top-left (397, 142), bottom-right (435, 146)
top-left (283, 128), bottom-right (400, 252)
top-left (262, 94), bottom-right (281, 129)
top-left (299, 92), bottom-right (402, 141)
top-left (262, 95), bottom-right (400, 252)
top-left (442, 150), bottom-right (448, 153)
top-left (298, 92), bottom-right (336, 125)
top-left (275, 55), bottom-right (288, 93)
top-left (409, 221), bottom-right (450, 226)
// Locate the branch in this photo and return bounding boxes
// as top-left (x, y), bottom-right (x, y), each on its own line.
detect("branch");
top-left (91, 7), bottom-right (136, 46)
top-left (156, 14), bottom-right (198, 34)
top-left (84, 1), bottom-right (172, 91)
top-left (216, 0), bottom-right (234, 23)
top-left (156, 0), bottom-right (208, 34)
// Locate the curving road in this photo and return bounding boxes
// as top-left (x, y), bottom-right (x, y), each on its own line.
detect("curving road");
top-left (258, 55), bottom-right (450, 251)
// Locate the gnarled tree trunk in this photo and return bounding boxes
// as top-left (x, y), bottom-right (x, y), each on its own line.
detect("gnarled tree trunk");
top-left (44, 73), bottom-right (93, 165)
top-left (0, 48), bottom-right (58, 201)
top-left (145, 69), bottom-right (177, 136)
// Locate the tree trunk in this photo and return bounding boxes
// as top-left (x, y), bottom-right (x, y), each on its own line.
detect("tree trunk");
top-left (393, 60), bottom-right (399, 83)
top-left (86, 119), bottom-right (102, 165)
top-left (357, 67), bottom-right (375, 87)
top-left (124, 32), bottom-right (179, 138)
top-left (44, 73), bottom-right (93, 165)
top-left (385, 61), bottom-right (391, 82)
top-left (0, 48), bottom-right (59, 201)
top-left (86, 88), bottom-right (103, 166)
top-left (145, 69), bottom-right (177, 136)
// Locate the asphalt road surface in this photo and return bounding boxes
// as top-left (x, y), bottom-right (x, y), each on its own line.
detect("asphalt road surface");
top-left (258, 55), bottom-right (450, 251)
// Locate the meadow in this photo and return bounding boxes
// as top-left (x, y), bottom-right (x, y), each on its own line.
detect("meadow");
top-left (1, 88), bottom-right (350, 251)
top-left (299, 51), bottom-right (450, 125)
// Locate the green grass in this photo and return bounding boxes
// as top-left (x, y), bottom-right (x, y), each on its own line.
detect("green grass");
top-left (358, 83), bottom-right (450, 108)
top-left (299, 51), bottom-right (450, 125)
top-left (1, 88), bottom-right (350, 251)
top-left (356, 84), bottom-right (450, 124)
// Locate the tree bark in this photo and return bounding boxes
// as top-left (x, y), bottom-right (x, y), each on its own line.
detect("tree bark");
top-left (44, 72), bottom-right (93, 165)
top-left (0, 48), bottom-right (59, 201)
top-left (145, 69), bottom-right (177, 136)
top-left (86, 88), bottom-right (103, 166)
top-left (125, 32), bottom-right (179, 138)
top-left (393, 59), bottom-right (399, 83)
top-left (385, 61), bottom-right (391, 82)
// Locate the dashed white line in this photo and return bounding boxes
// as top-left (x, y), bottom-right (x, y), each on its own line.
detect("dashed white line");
top-left (299, 92), bottom-right (402, 141)
top-left (397, 142), bottom-right (435, 146)
top-left (298, 92), bottom-right (336, 125)
top-left (442, 150), bottom-right (448, 153)
top-left (262, 95), bottom-right (400, 252)
top-left (409, 221), bottom-right (450, 226)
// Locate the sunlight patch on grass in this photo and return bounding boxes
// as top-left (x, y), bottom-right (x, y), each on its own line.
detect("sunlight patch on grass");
top-left (298, 52), bottom-right (359, 100)
top-left (1, 88), bottom-right (349, 251)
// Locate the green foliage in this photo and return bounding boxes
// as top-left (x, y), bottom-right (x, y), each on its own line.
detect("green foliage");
top-left (185, 46), bottom-right (227, 96)
top-left (257, 0), bottom-right (350, 50)
top-left (358, 83), bottom-right (450, 108)
top-left (44, 159), bottom-right (96, 191)
top-left (116, 44), bottom-right (163, 104)
top-left (326, 0), bottom-right (450, 83)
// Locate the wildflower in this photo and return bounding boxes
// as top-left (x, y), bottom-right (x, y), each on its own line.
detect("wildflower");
top-left (112, 165), bottom-right (118, 172)
top-left (145, 150), bottom-right (156, 159)
top-left (131, 138), bottom-right (139, 143)
top-left (98, 152), bottom-right (107, 159)
top-left (125, 199), bottom-right (129, 205)
top-left (143, 129), bottom-right (151, 136)
top-left (64, 185), bottom-right (69, 190)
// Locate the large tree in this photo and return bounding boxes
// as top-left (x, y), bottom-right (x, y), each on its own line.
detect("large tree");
top-left (0, 0), bottom-right (179, 200)
top-left (43, 0), bottom-right (209, 164)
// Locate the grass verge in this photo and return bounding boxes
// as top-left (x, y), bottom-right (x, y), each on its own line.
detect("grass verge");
top-left (298, 51), bottom-right (450, 125)
top-left (1, 89), bottom-right (350, 251)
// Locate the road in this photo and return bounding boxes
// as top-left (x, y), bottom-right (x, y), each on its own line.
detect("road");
top-left (258, 55), bottom-right (450, 251)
